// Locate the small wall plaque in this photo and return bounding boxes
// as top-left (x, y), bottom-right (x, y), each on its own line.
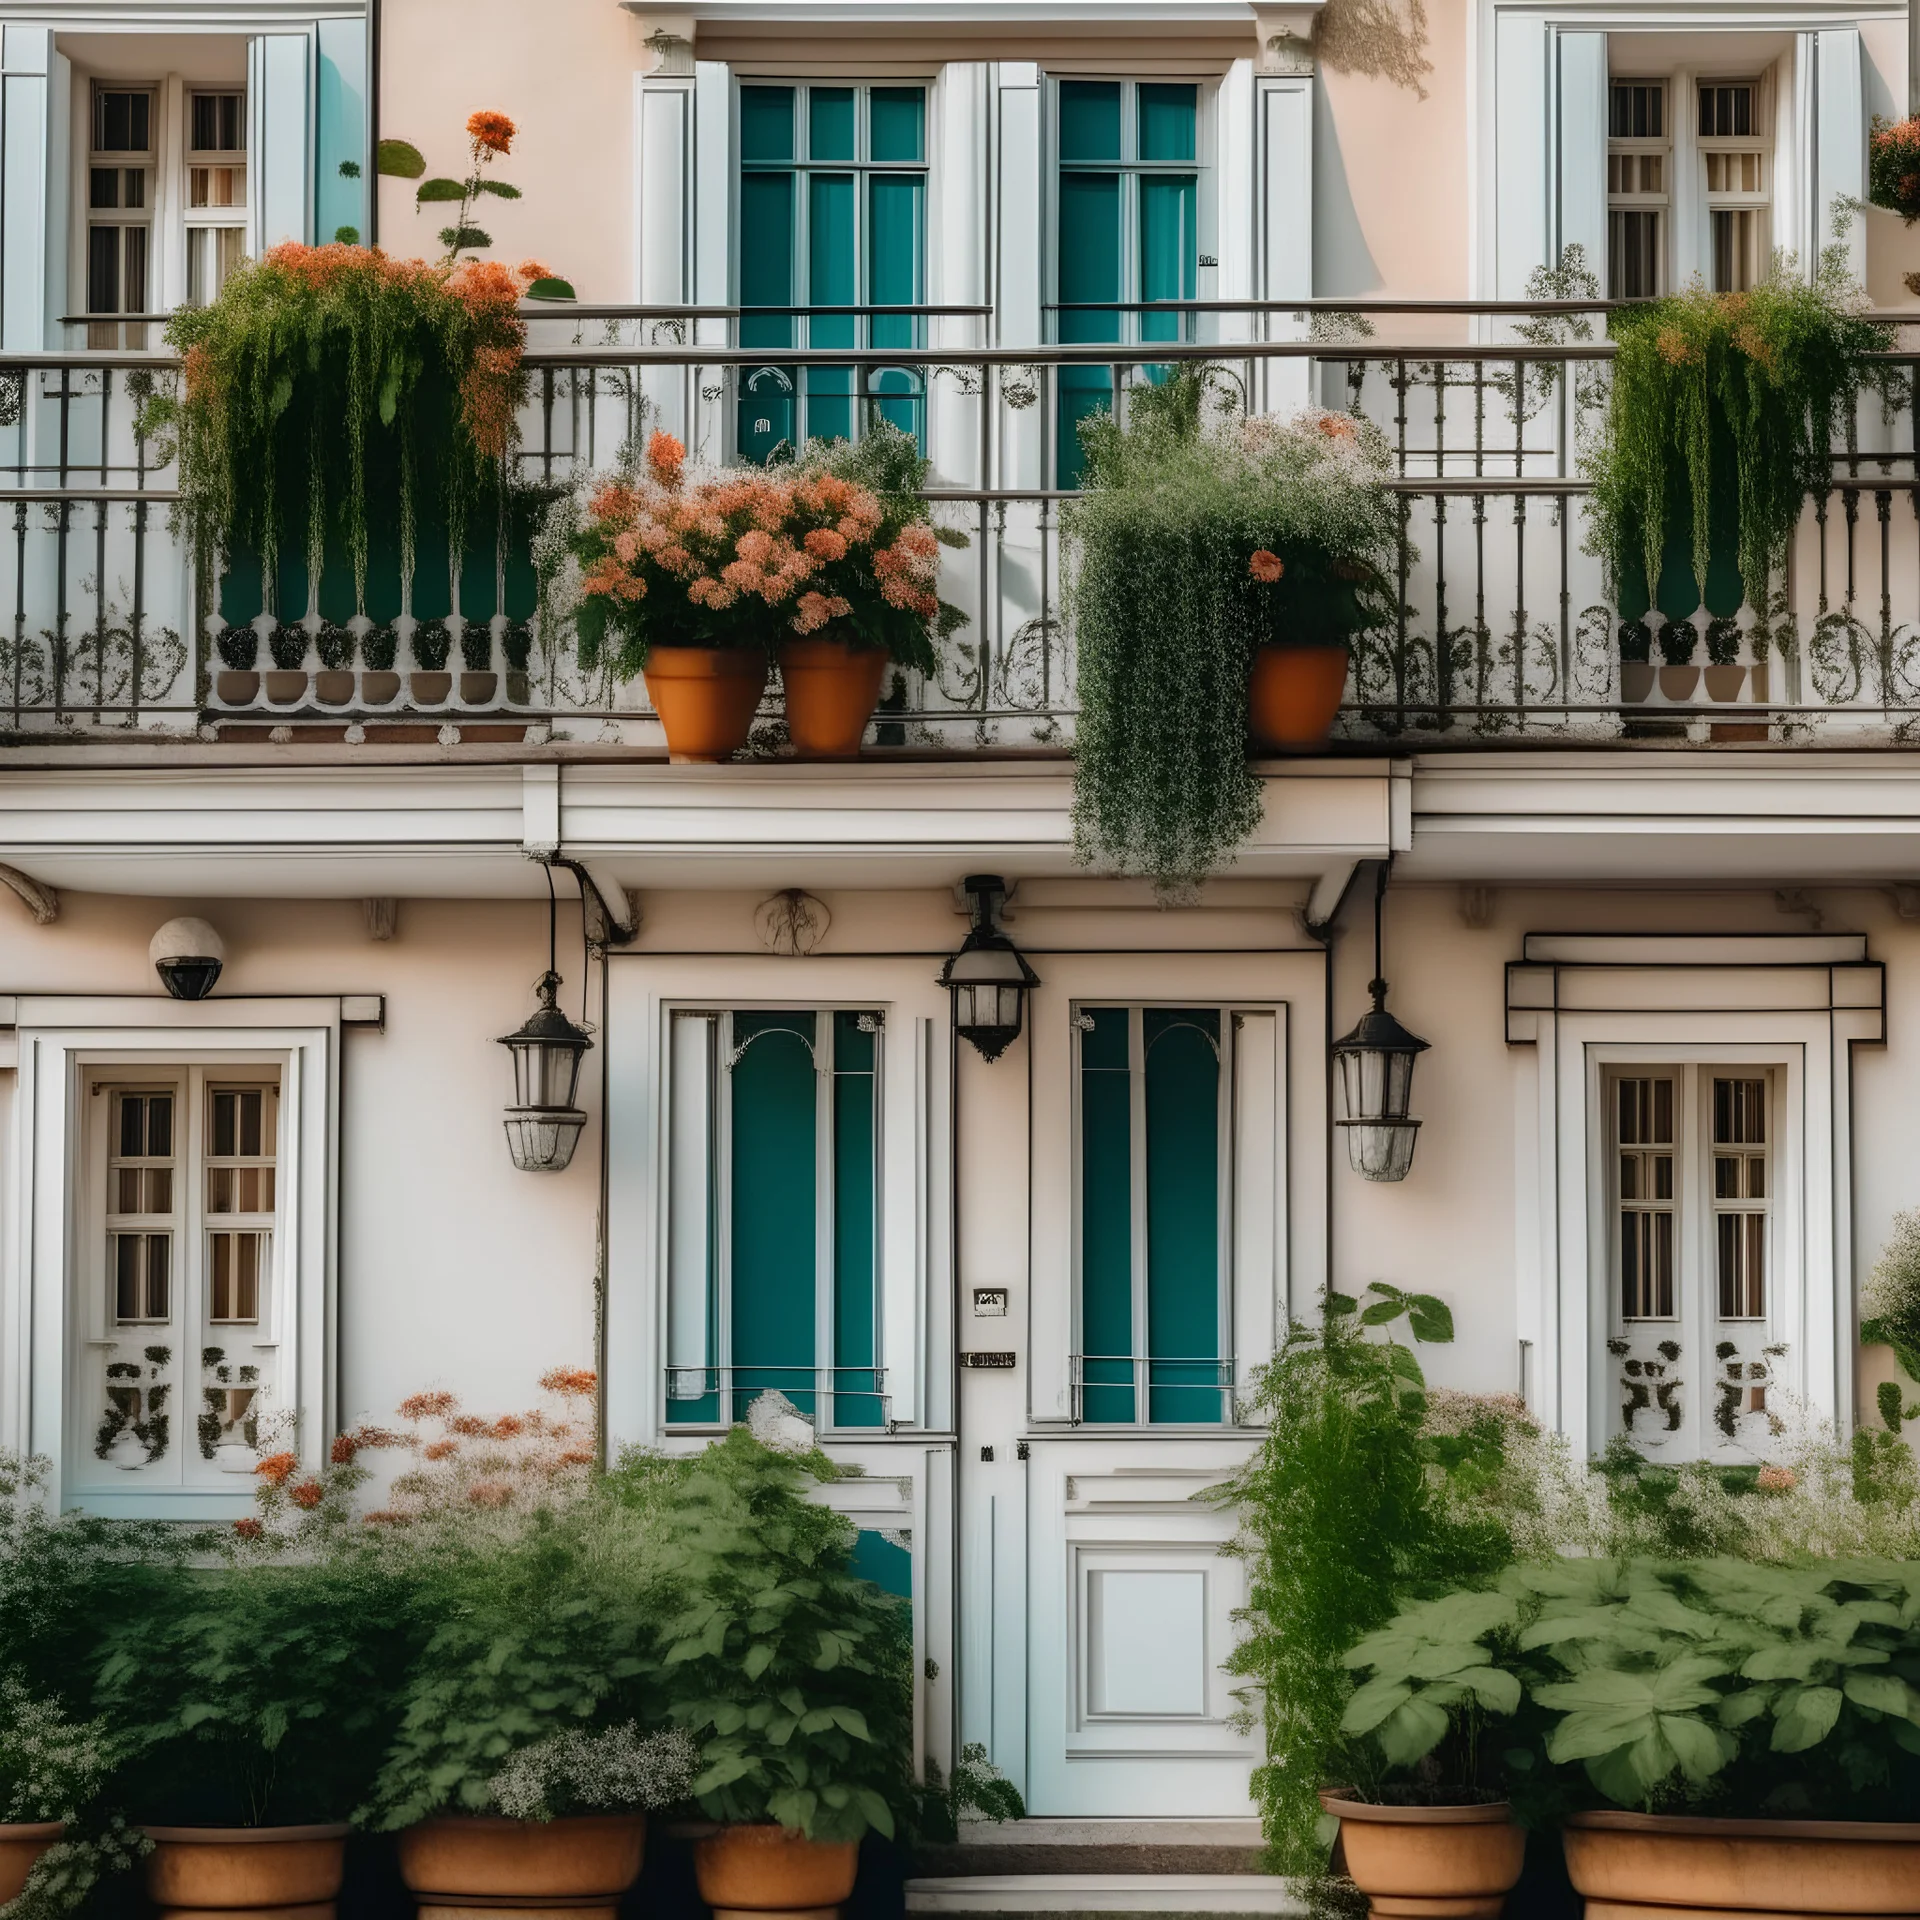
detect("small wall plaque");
top-left (960, 1351), bottom-right (1018, 1370)
top-left (972, 1286), bottom-right (1009, 1317)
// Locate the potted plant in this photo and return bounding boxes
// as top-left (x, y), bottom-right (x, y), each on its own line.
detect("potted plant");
top-left (1868, 116), bottom-right (1920, 235)
top-left (768, 424), bottom-right (962, 757)
top-left (1345, 1556), bottom-right (1920, 1916)
top-left (313, 623), bottom-right (357, 705)
top-left (213, 625), bottom-right (261, 706)
top-left (91, 1548), bottom-right (417, 1920)
top-left (458, 620), bottom-right (497, 706)
top-left (1656, 617), bottom-right (1700, 702)
top-left (1703, 617), bottom-right (1747, 703)
top-left (410, 618), bottom-right (454, 705)
top-left (1065, 372), bottom-right (1398, 893)
top-left (650, 1429), bottom-right (914, 1916)
top-left (361, 623), bottom-right (402, 705)
top-left (263, 623), bottom-right (309, 705)
top-left (1618, 621), bottom-right (1655, 706)
top-left (501, 622), bottom-right (534, 705)
top-left (0, 1674), bottom-right (128, 1908)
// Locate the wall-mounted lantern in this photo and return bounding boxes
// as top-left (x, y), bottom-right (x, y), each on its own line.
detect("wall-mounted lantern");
top-left (938, 874), bottom-right (1039, 1063)
top-left (150, 917), bottom-right (225, 1000)
top-left (1332, 864), bottom-right (1429, 1183)
top-left (499, 870), bottom-right (593, 1172)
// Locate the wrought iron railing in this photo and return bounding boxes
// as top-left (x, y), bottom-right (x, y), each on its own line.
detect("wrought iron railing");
top-left (9, 299), bottom-right (1920, 742)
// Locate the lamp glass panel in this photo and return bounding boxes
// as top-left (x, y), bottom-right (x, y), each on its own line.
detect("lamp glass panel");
top-left (510, 1037), bottom-right (583, 1111)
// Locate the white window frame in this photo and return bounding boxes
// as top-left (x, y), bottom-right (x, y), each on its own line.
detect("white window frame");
top-left (184, 85), bottom-right (248, 309)
top-left (85, 81), bottom-right (156, 344)
top-left (1606, 78), bottom-right (1669, 299)
top-left (1506, 934), bottom-right (1882, 1459)
top-left (1697, 74), bottom-right (1770, 293)
top-left (2, 997), bottom-right (347, 1519)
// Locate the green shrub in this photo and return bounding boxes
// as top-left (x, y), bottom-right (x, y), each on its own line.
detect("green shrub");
top-left (1864, 1210), bottom-right (1920, 1384)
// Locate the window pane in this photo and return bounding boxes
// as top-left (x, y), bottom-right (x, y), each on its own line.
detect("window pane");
top-left (1608, 211), bottom-right (1662, 300)
top-left (831, 1012), bottom-right (880, 1429)
top-left (123, 226), bottom-right (148, 313)
top-left (212, 1091), bottom-right (235, 1158)
top-left (212, 1232), bottom-right (231, 1320)
top-left (1058, 170), bottom-right (1121, 329)
top-left (739, 170), bottom-right (794, 339)
top-left (90, 168), bottom-right (119, 210)
top-left (740, 86), bottom-right (795, 163)
top-left (1139, 173), bottom-right (1197, 344)
top-left (869, 87), bottom-right (925, 163)
top-left (1609, 81), bottom-right (1662, 138)
top-left (96, 90), bottom-right (149, 153)
top-left (868, 173), bottom-right (923, 352)
top-left (88, 227), bottom-right (121, 317)
top-left (1138, 83), bottom-right (1197, 162)
top-left (191, 92), bottom-right (245, 152)
top-left (1079, 1008), bottom-right (1134, 1424)
top-left (808, 86), bottom-right (855, 161)
top-left (122, 168), bottom-right (145, 210)
top-left (1652, 1153), bottom-right (1673, 1200)
top-left (1144, 1009), bottom-right (1220, 1424)
top-left (1059, 80), bottom-right (1122, 162)
top-left (145, 1233), bottom-right (170, 1319)
top-left (239, 1090), bottom-right (262, 1157)
top-left (114, 1234), bottom-right (142, 1320)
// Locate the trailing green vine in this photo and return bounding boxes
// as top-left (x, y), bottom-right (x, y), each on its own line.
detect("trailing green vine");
top-left (1064, 371), bottom-right (1397, 893)
top-left (1585, 218), bottom-right (1892, 621)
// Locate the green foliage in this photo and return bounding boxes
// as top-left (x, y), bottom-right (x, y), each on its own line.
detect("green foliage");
top-left (1344, 1557), bottom-right (1920, 1820)
top-left (362, 623), bottom-right (399, 673)
top-left (1585, 220), bottom-right (1891, 621)
top-left (1868, 116), bottom-right (1920, 224)
top-left (1217, 1286), bottom-right (1511, 1873)
top-left (524, 277), bottom-right (577, 303)
top-left (646, 1428), bottom-right (915, 1843)
top-left (1064, 370), bottom-right (1398, 893)
top-left (215, 624), bottom-right (258, 671)
top-left (375, 140), bottom-right (427, 180)
top-left (1863, 1209), bottom-right (1920, 1384)
top-left (410, 618), bottom-right (452, 672)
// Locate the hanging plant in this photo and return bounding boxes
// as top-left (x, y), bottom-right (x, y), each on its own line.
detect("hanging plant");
top-left (1869, 116), bottom-right (1920, 223)
top-left (1064, 371), bottom-right (1398, 893)
top-left (1585, 232), bottom-right (1892, 623)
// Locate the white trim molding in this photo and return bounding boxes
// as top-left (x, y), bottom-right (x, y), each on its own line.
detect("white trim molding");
top-left (1505, 933), bottom-right (1884, 1456)
top-left (1, 994), bottom-right (349, 1517)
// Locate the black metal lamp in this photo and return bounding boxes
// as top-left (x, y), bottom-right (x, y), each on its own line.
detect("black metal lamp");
top-left (939, 874), bottom-right (1039, 1063)
top-left (1332, 863), bottom-right (1429, 1183)
top-left (499, 869), bottom-right (593, 1172)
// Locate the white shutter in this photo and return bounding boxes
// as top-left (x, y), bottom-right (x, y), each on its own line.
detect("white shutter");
top-left (665, 1011), bottom-right (715, 1399)
top-left (995, 62), bottom-right (1042, 491)
top-left (1258, 75), bottom-right (1312, 414)
top-left (1230, 1009), bottom-right (1287, 1389)
top-left (0, 27), bottom-right (67, 349)
top-left (1555, 33), bottom-right (1608, 284)
top-left (248, 33), bottom-right (312, 254)
top-left (880, 1015), bottom-right (930, 1427)
top-left (1814, 30), bottom-right (1865, 281)
top-left (1494, 13), bottom-right (1551, 298)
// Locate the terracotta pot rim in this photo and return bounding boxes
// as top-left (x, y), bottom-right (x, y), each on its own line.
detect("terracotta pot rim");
top-left (414, 1814), bottom-right (646, 1833)
top-left (141, 1824), bottom-right (350, 1844)
top-left (776, 637), bottom-right (889, 661)
top-left (1255, 639), bottom-right (1351, 655)
top-left (0, 1823), bottom-right (63, 1842)
top-left (1320, 1789), bottom-right (1513, 1827)
top-left (643, 645), bottom-right (771, 670)
top-left (1565, 1809), bottom-right (1920, 1842)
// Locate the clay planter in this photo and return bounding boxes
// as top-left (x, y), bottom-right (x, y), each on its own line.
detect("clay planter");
top-left (312, 670), bottom-right (355, 705)
top-left (1320, 1791), bottom-right (1524, 1920)
top-left (643, 646), bottom-right (769, 764)
top-left (694, 1825), bottom-right (859, 1920)
top-left (409, 671), bottom-right (453, 706)
top-left (1658, 663), bottom-right (1701, 702)
top-left (1703, 664), bottom-right (1748, 702)
top-left (1563, 1809), bottom-right (1920, 1919)
top-left (0, 1822), bottom-right (62, 1903)
top-left (143, 1823), bottom-right (348, 1920)
top-left (1248, 643), bottom-right (1349, 750)
top-left (398, 1813), bottom-right (646, 1920)
top-left (360, 670), bottom-right (402, 706)
top-left (459, 671), bottom-right (499, 705)
top-left (777, 638), bottom-right (889, 758)
top-left (262, 670), bottom-right (309, 706)
top-left (506, 671), bottom-right (532, 706)
top-left (1618, 662), bottom-right (1655, 704)
top-left (215, 671), bottom-right (261, 706)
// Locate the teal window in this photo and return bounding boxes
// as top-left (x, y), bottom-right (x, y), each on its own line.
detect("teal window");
top-left (664, 1008), bottom-right (884, 1430)
top-left (737, 83), bottom-right (928, 463)
top-left (1054, 80), bottom-right (1201, 484)
top-left (1076, 1005), bottom-right (1239, 1425)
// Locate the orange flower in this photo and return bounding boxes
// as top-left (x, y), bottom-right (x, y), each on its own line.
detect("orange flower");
top-left (803, 528), bottom-right (848, 562)
top-left (232, 1517), bottom-right (264, 1540)
top-left (449, 1414), bottom-right (488, 1437)
top-left (330, 1433), bottom-right (357, 1464)
top-left (1315, 413), bottom-right (1357, 441)
top-left (648, 430), bottom-right (687, 481)
top-left (515, 259), bottom-right (553, 285)
top-left (556, 1448), bottom-right (595, 1467)
top-left (467, 110), bottom-right (516, 156)
top-left (399, 1390), bottom-right (457, 1421)
top-left (542, 1365), bottom-right (598, 1397)
top-left (290, 1480), bottom-right (325, 1510)
top-left (1756, 1463), bottom-right (1798, 1492)
top-left (1249, 550), bottom-right (1284, 583)
top-left (423, 1439), bottom-right (459, 1462)
top-left (255, 1451), bottom-right (297, 1487)
top-left (467, 1480), bottom-right (514, 1508)
top-left (489, 1414), bottom-right (527, 1439)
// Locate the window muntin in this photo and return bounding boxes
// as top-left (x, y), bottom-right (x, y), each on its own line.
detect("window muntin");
top-left (87, 85), bottom-right (155, 345)
top-left (185, 89), bottom-right (248, 309)
top-left (1698, 80), bottom-right (1768, 294)
top-left (88, 1070), bottom-right (281, 1480)
top-left (1075, 1004), bottom-right (1235, 1426)
top-left (737, 83), bottom-right (927, 464)
top-left (1604, 1064), bottom-right (1780, 1460)
top-left (1055, 80), bottom-right (1203, 484)
top-left (664, 1009), bottom-right (883, 1430)
top-left (1607, 81), bottom-right (1668, 300)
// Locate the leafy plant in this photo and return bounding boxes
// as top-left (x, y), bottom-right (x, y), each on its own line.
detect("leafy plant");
top-left (1863, 1209), bottom-right (1920, 1383)
top-left (1343, 1557), bottom-right (1920, 1821)
top-left (1869, 116), bottom-right (1920, 224)
top-left (485, 1723), bottom-right (697, 1821)
top-left (362, 623), bottom-right (399, 673)
top-left (1585, 217), bottom-right (1892, 623)
top-left (500, 622), bottom-right (534, 674)
top-left (215, 624), bottom-right (258, 671)
top-left (315, 622), bottom-right (356, 671)
top-left (1064, 373), bottom-right (1398, 892)
top-left (410, 619), bottom-right (452, 673)
top-left (459, 621), bottom-right (493, 673)
top-left (646, 1427), bottom-right (914, 1842)
top-left (268, 623), bottom-right (309, 671)
top-left (1217, 1285), bottom-right (1512, 1872)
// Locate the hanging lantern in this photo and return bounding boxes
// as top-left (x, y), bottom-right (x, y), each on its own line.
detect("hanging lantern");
top-left (500, 970), bottom-right (593, 1172)
top-left (1331, 865), bottom-right (1429, 1183)
top-left (938, 874), bottom-right (1039, 1063)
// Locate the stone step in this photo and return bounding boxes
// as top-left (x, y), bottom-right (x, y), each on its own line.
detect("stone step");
top-left (904, 1874), bottom-right (1301, 1919)
top-left (921, 1820), bottom-right (1265, 1878)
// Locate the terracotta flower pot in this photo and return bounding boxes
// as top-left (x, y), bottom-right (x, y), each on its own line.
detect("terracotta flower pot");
top-left (1248, 643), bottom-right (1349, 751)
top-left (409, 671), bottom-right (453, 706)
top-left (777, 639), bottom-right (889, 758)
top-left (360, 671), bottom-right (402, 706)
top-left (0, 1822), bottom-right (62, 1904)
top-left (312, 670), bottom-right (355, 706)
top-left (643, 646), bottom-right (769, 764)
top-left (1658, 664), bottom-right (1701, 702)
top-left (398, 1814), bottom-right (646, 1919)
top-left (459, 672), bottom-right (499, 706)
top-left (262, 670), bottom-right (309, 707)
top-left (143, 1824), bottom-right (347, 1918)
top-left (1618, 662), bottom-right (1656, 704)
top-left (1319, 1791), bottom-right (1525, 1920)
top-left (215, 671), bottom-right (261, 707)
top-left (1563, 1809), bottom-right (1920, 1919)
top-left (694, 1824), bottom-right (859, 1920)
top-left (1703, 664), bottom-right (1747, 703)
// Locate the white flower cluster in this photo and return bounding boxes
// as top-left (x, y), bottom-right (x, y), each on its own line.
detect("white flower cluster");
top-left (0, 1676), bottom-right (116, 1823)
top-left (486, 1722), bottom-right (699, 1822)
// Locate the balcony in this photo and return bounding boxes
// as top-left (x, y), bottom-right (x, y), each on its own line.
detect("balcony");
top-left (7, 297), bottom-right (1920, 748)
